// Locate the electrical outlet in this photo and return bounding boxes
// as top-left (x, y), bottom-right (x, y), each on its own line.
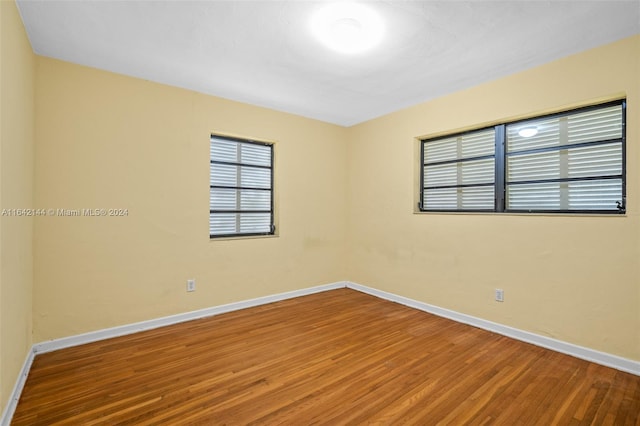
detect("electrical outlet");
top-left (495, 288), bottom-right (504, 302)
top-left (187, 279), bottom-right (196, 292)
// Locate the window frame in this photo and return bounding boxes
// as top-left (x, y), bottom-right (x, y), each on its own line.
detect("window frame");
top-left (419, 99), bottom-right (626, 214)
top-left (209, 134), bottom-right (275, 239)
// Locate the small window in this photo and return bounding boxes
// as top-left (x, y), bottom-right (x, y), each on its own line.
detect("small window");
top-left (420, 100), bottom-right (626, 214)
top-left (209, 135), bottom-right (274, 238)
top-left (422, 128), bottom-right (496, 211)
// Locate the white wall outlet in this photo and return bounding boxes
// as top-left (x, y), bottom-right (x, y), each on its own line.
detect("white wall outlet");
top-left (187, 279), bottom-right (196, 292)
top-left (495, 288), bottom-right (504, 302)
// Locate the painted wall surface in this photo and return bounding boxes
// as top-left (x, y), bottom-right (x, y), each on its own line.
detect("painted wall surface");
top-left (33, 57), bottom-right (348, 342)
top-left (0, 0), bottom-right (35, 412)
top-left (25, 23), bottom-right (640, 367)
top-left (346, 35), bottom-right (640, 361)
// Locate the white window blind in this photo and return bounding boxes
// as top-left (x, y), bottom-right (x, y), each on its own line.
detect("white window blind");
top-left (210, 135), bottom-right (274, 237)
top-left (506, 103), bottom-right (624, 212)
top-left (419, 100), bottom-right (625, 214)
top-left (422, 128), bottom-right (496, 211)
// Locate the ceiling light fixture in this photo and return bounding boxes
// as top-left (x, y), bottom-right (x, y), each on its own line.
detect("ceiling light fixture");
top-left (518, 126), bottom-right (539, 138)
top-left (310, 2), bottom-right (385, 54)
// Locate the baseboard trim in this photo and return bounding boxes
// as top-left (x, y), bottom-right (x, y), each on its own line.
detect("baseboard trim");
top-left (346, 281), bottom-right (640, 376)
top-left (34, 281), bottom-right (348, 355)
top-left (0, 347), bottom-right (35, 426)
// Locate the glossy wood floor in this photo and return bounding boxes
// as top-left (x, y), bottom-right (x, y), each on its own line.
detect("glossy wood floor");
top-left (13, 289), bottom-right (640, 425)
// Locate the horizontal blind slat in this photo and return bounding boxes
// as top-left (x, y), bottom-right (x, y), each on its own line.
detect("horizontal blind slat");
top-left (240, 143), bottom-right (271, 167)
top-left (210, 137), bottom-right (238, 162)
top-left (424, 128), bottom-right (495, 163)
top-left (424, 159), bottom-right (494, 188)
top-left (424, 186), bottom-right (494, 210)
top-left (507, 105), bottom-right (622, 153)
top-left (507, 179), bottom-right (622, 211)
top-left (568, 180), bottom-right (622, 210)
top-left (507, 143), bottom-right (622, 183)
top-left (210, 188), bottom-right (271, 211)
top-left (209, 213), bottom-right (272, 235)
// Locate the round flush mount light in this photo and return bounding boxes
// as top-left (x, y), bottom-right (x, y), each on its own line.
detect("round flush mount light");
top-left (518, 126), bottom-right (539, 138)
top-left (310, 2), bottom-right (385, 54)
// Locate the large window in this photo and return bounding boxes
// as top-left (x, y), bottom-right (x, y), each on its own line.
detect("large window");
top-left (209, 135), bottom-right (274, 238)
top-left (420, 100), bottom-right (626, 214)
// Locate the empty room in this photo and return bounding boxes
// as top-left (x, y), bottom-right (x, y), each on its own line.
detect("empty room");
top-left (1, 0), bottom-right (639, 424)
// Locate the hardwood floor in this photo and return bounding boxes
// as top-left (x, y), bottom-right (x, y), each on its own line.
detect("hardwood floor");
top-left (12, 288), bottom-right (640, 425)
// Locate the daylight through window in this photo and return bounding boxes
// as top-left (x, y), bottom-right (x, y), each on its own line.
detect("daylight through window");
top-left (210, 135), bottom-right (274, 238)
top-left (420, 100), bottom-right (626, 214)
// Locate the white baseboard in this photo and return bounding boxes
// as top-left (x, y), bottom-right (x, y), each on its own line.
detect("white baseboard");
top-left (3, 279), bottom-right (638, 425)
top-left (1, 347), bottom-right (35, 426)
top-left (346, 281), bottom-right (640, 376)
top-left (34, 281), bottom-right (348, 354)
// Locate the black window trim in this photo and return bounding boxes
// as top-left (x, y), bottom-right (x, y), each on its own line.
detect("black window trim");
top-left (419, 99), bottom-right (626, 214)
top-left (209, 134), bottom-right (275, 239)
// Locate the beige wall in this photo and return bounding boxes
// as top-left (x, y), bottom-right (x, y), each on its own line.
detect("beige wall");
top-left (346, 35), bottom-right (640, 361)
top-left (0, 0), bottom-right (35, 413)
top-left (33, 57), bottom-right (348, 342)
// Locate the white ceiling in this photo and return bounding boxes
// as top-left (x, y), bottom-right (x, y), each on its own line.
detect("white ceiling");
top-left (16, 1), bottom-right (640, 127)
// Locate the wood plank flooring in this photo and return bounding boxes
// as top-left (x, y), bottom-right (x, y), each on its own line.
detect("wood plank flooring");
top-left (12, 288), bottom-right (640, 425)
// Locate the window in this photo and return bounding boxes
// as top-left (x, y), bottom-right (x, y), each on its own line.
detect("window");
top-left (209, 135), bottom-right (274, 238)
top-left (420, 100), bottom-right (626, 214)
top-left (422, 127), bottom-right (496, 211)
